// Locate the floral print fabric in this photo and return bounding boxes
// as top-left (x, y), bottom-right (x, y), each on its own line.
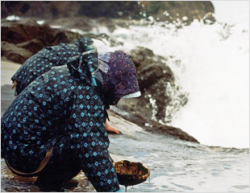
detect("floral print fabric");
top-left (11, 37), bottom-right (93, 95)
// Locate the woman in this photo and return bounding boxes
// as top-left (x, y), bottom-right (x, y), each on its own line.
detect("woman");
top-left (1, 49), bottom-right (141, 191)
top-left (11, 36), bottom-right (121, 134)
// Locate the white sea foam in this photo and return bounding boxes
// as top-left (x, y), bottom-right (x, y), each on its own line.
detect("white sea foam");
top-left (100, 2), bottom-right (249, 148)
top-left (70, 28), bottom-right (85, 35)
top-left (6, 15), bottom-right (20, 21)
top-left (49, 25), bottom-right (62, 29)
top-left (37, 20), bottom-right (45, 25)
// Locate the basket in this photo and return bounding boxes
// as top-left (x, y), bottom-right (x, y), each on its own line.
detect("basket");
top-left (115, 160), bottom-right (150, 186)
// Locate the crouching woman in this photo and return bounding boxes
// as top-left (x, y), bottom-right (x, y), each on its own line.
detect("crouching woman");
top-left (1, 50), bottom-right (141, 192)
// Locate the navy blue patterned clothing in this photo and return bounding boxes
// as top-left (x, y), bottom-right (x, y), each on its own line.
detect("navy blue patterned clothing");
top-left (11, 37), bottom-right (93, 95)
top-left (1, 50), bottom-right (140, 192)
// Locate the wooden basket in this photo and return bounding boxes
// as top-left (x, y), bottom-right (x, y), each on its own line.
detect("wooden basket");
top-left (115, 160), bottom-right (150, 186)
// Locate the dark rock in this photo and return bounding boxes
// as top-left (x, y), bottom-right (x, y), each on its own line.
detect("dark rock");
top-left (1, 19), bottom-right (75, 45)
top-left (138, 64), bottom-right (164, 90)
top-left (130, 47), bottom-right (174, 90)
top-left (1, 41), bottom-right (33, 64)
top-left (124, 46), bottom-right (178, 122)
top-left (129, 47), bottom-right (155, 67)
top-left (202, 12), bottom-right (216, 25)
top-left (1, 19), bottom-right (83, 63)
top-left (1, 19), bottom-right (53, 44)
top-left (16, 37), bottom-right (47, 54)
top-left (112, 110), bottom-right (199, 144)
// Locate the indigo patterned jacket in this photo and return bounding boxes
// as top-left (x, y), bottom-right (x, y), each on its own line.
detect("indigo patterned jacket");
top-left (1, 50), bottom-right (140, 192)
top-left (11, 37), bottom-right (93, 95)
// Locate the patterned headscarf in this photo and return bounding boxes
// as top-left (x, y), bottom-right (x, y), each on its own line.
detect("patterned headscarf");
top-left (67, 50), bottom-right (141, 106)
top-left (98, 51), bottom-right (141, 100)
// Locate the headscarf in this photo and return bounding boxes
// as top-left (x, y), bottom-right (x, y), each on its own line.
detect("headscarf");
top-left (97, 51), bottom-right (141, 99)
top-left (67, 49), bottom-right (141, 106)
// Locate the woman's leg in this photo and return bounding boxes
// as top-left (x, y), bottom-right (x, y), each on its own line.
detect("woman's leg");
top-left (35, 142), bottom-right (81, 191)
top-left (35, 161), bottom-right (81, 191)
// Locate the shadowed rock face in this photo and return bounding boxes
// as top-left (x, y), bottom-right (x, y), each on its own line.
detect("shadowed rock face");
top-left (1, 19), bottom-right (81, 44)
top-left (128, 47), bottom-right (176, 120)
top-left (1, 19), bottom-right (81, 62)
top-left (112, 109), bottom-right (199, 143)
top-left (130, 47), bottom-right (174, 90)
top-left (2, 19), bottom-right (60, 44)
top-left (1, 41), bottom-right (33, 64)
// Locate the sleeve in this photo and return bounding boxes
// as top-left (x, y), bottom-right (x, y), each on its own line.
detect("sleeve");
top-left (65, 98), bottom-right (120, 192)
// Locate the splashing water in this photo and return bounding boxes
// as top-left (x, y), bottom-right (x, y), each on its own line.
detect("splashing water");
top-left (100, 2), bottom-right (249, 148)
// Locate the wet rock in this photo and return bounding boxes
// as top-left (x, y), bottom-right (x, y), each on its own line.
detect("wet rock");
top-left (130, 47), bottom-right (174, 90)
top-left (202, 12), bottom-right (216, 25)
top-left (16, 37), bottom-right (48, 54)
top-left (1, 41), bottom-right (33, 64)
top-left (1, 19), bottom-right (55, 44)
top-left (126, 46), bottom-right (182, 122)
top-left (111, 109), bottom-right (199, 143)
top-left (1, 19), bottom-right (80, 45)
top-left (1, 19), bottom-right (82, 63)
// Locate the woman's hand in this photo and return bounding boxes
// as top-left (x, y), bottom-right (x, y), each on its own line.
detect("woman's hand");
top-left (11, 80), bottom-right (17, 89)
top-left (105, 122), bottom-right (122, 134)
